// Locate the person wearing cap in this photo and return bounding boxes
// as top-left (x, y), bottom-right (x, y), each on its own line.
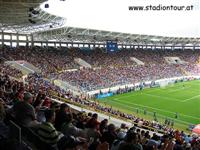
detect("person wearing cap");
top-left (13, 92), bottom-right (38, 127)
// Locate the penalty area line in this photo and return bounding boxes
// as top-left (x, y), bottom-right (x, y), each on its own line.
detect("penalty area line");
top-left (182, 94), bottom-right (200, 102)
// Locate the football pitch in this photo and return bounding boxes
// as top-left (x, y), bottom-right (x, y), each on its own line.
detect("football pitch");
top-left (99, 80), bottom-right (200, 130)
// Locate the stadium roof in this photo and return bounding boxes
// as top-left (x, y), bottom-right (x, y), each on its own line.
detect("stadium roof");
top-left (34, 26), bottom-right (200, 47)
top-left (34, 0), bottom-right (200, 46)
top-left (41, 0), bottom-right (200, 37)
top-left (0, 0), bottom-right (65, 33)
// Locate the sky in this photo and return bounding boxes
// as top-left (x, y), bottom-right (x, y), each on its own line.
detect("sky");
top-left (41, 0), bottom-right (200, 38)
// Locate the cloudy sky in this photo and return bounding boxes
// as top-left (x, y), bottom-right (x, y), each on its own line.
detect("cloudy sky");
top-left (41, 0), bottom-right (200, 37)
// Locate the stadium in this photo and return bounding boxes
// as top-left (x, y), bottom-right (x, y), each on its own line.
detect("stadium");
top-left (0, 0), bottom-right (200, 149)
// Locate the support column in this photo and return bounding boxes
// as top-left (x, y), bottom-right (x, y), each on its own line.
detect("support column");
top-left (16, 33), bottom-right (19, 47)
top-left (30, 34), bottom-right (34, 48)
top-left (26, 35), bottom-right (29, 47)
top-left (182, 45), bottom-right (185, 50)
top-left (2, 30), bottom-right (4, 47)
top-left (10, 34), bottom-right (12, 47)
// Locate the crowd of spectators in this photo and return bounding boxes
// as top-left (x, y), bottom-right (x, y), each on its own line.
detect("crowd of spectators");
top-left (0, 73), bottom-right (200, 150)
top-left (0, 64), bottom-right (23, 79)
top-left (1, 46), bottom-right (200, 149)
top-left (23, 74), bottom-right (174, 133)
top-left (57, 64), bottom-right (185, 91)
top-left (56, 48), bottom-right (200, 91)
top-left (1, 46), bottom-right (79, 77)
top-left (1, 46), bottom-right (200, 91)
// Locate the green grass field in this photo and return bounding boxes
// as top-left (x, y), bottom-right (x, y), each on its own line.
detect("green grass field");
top-left (99, 80), bottom-right (200, 131)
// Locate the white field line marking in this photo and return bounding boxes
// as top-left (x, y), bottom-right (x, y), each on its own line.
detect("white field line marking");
top-left (166, 86), bottom-right (191, 94)
top-left (143, 93), bottom-right (181, 102)
top-left (182, 94), bottom-right (200, 102)
top-left (114, 92), bottom-right (143, 99)
top-left (145, 88), bottom-right (164, 94)
top-left (117, 86), bottom-right (188, 99)
top-left (145, 87), bottom-right (199, 102)
top-left (188, 88), bottom-right (200, 93)
top-left (111, 98), bottom-right (200, 120)
top-left (114, 85), bottom-right (199, 102)
top-left (145, 85), bottom-right (187, 94)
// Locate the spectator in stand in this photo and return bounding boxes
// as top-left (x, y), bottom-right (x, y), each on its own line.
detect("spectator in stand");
top-left (13, 92), bottom-right (38, 127)
top-left (55, 103), bottom-right (71, 131)
top-left (37, 109), bottom-right (61, 146)
top-left (13, 90), bottom-right (24, 104)
top-left (0, 100), bottom-right (9, 139)
top-left (99, 119), bottom-right (108, 135)
top-left (120, 123), bottom-right (128, 134)
top-left (86, 113), bottom-right (99, 129)
top-left (57, 135), bottom-right (88, 150)
top-left (85, 118), bottom-right (101, 149)
top-left (42, 97), bottom-right (52, 108)
top-left (101, 123), bottom-right (117, 149)
top-left (61, 113), bottom-right (85, 138)
top-left (146, 133), bottom-right (160, 149)
top-left (111, 130), bottom-right (126, 150)
top-left (33, 90), bottom-right (46, 108)
top-left (75, 112), bottom-right (88, 129)
top-left (118, 130), bottom-right (143, 150)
